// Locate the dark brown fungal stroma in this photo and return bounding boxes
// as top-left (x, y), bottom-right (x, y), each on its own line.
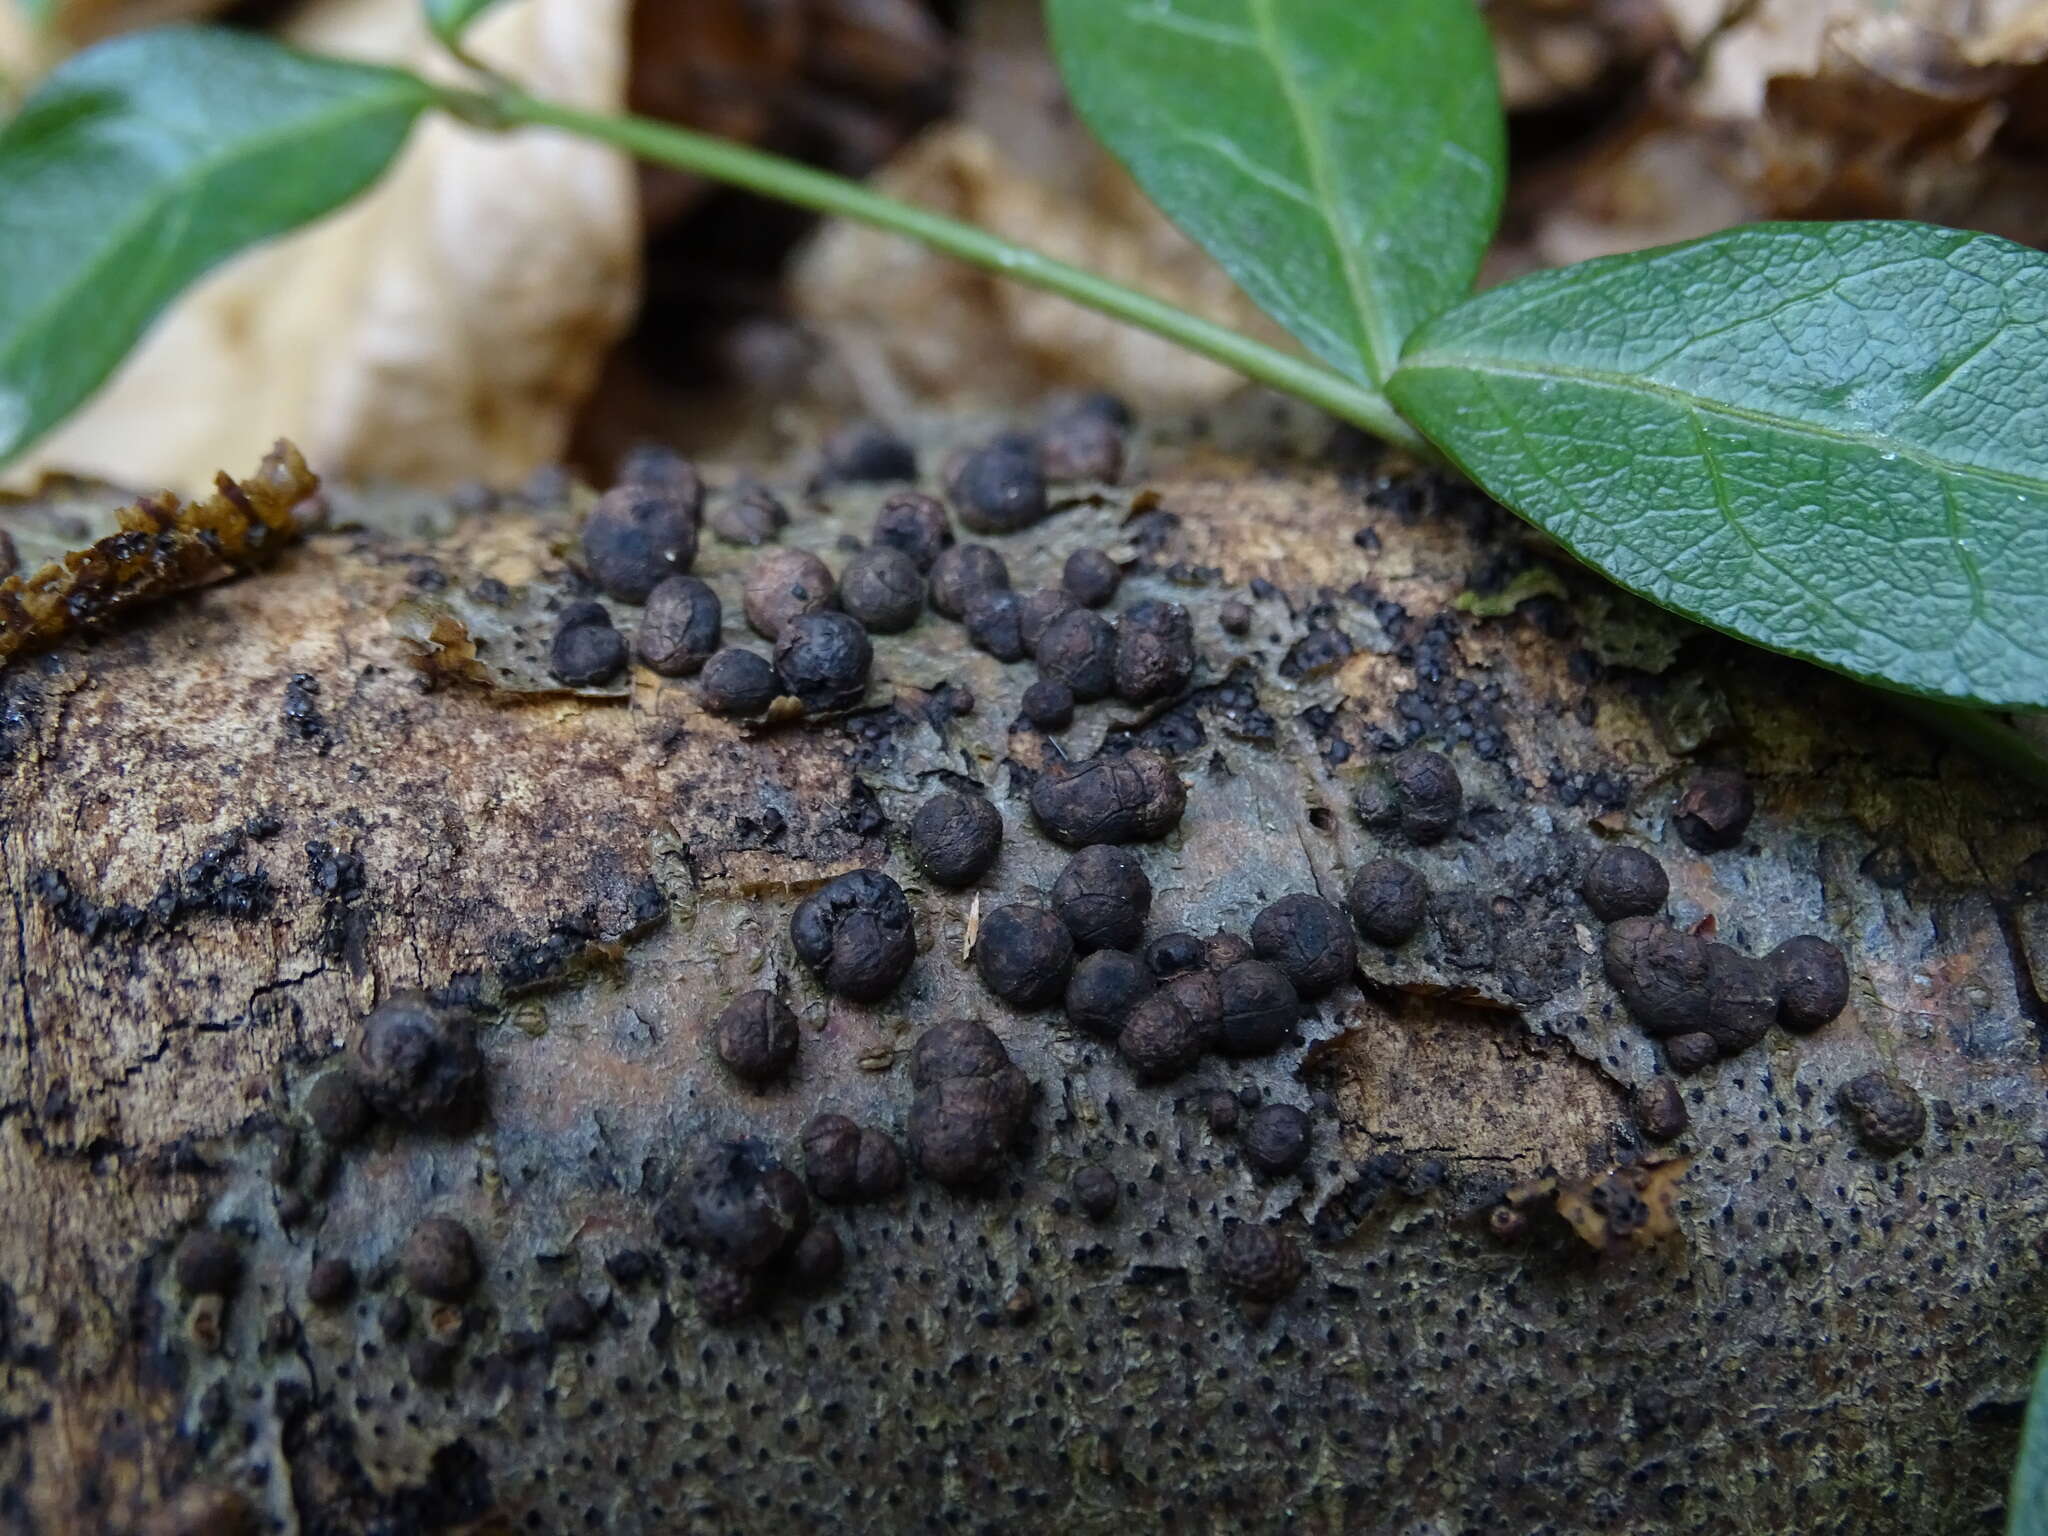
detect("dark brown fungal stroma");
top-left (1632, 1078), bottom-right (1689, 1142)
top-left (1062, 547), bottom-right (1121, 608)
top-left (1215, 1222), bottom-right (1304, 1303)
top-left (697, 648), bottom-right (781, 717)
top-left (305, 1258), bottom-right (355, 1309)
top-left (975, 903), bottom-right (1076, 1009)
top-left (817, 420), bottom-right (916, 485)
top-left (1664, 1031), bottom-right (1719, 1075)
top-left (1700, 943), bottom-right (1776, 1056)
top-left (1837, 1072), bottom-right (1926, 1154)
top-left (1017, 586), bottom-right (1079, 652)
top-left (659, 1139), bottom-right (811, 1272)
top-left (870, 490), bottom-right (952, 571)
top-left (549, 603), bottom-right (627, 687)
top-left (713, 990), bottom-right (799, 1085)
top-left (905, 1021), bottom-right (1032, 1188)
top-left (1354, 747), bottom-right (1463, 845)
top-left (1345, 858), bottom-right (1428, 946)
top-left (838, 545), bottom-right (926, 634)
top-left (305, 1071), bottom-right (368, 1146)
top-left (1040, 395), bottom-right (1128, 483)
top-left (928, 543), bottom-right (1010, 620)
top-left (1050, 845), bottom-right (1152, 953)
top-left (789, 1226), bottom-right (844, 1288)
top-left (1035, 609), bottom-right (1118, 701)
top-left (1144, 931), bottom-right (1206, 979)
top-left (708, 480), bottom-right (788, 546)
top-left (1215, 960), bottom-right (1299, 1057)
top-left (636, 575), bottom-right (722, 677)
top-left (1117, 992), bottom-right (1204, 1082)
top-left (1673, 767), bottom-right (1756, 851)
top-left (1063, 949), bottom-right (1154, 1038)
top-left (1601, 917), bottom-right (1712, 1037)
top-left (801, 1114), bottom-right (906, 1204)
top-left (351, 991), bottom-right (485, 1131)
top-left (789, 869), bottom-right (916, 1003)
top-left (174, 1232), bottom-right (242, 1297)
top-left (1163, 969), bottom-right (1223, 1046)
top-left (742, 548), bottom-right (837, 640)
top-left (909, 790), bottom-right (1003, 887)
top-left (695, 1264), bottom-right (762, 1324)
top-left (1242, 1103), bottom-right (1311, 1176)
top-left (580, 479), bottom-right (700, 603)
top-left (950, 436), bottom-right (1048, 533)
top-left (1020, 678), bottom-right (1075, 730)
top-left (1580, 845), bottom-right (1669, 922)
top-left (1769, 935), bottom-right (1850, 1030)
top-left (544, 1292), bottom-right (599, 1341)
top-left (1249, 893), bottom-right (1355, 998)
top-left (1029, 747), bottom-right (1186, 846)
top-left (1204, 931), bottom-right (1254, 970)
top-left (963, 587), bottom-right (1027, 662)
top-left (773, 610), bottom-right (873, 713)
top-left (400, 1216), bottom-right (478, 1302)
top-left (1069, 1164), bottom-right (1120, 1219)
top-left (1113, 599), bottom-right (1195, 704)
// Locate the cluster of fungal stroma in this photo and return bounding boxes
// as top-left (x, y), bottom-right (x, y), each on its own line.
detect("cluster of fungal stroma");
top-left (234, 408), bottom-right (1928, 1353)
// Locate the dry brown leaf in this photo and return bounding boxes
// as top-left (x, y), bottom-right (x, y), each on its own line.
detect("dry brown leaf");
top-left (1484, 0), bottom-right (1675, 111)
top-left (789, 0), bottom-right (1282, 418)
top-left (5, 0), bottom-right (639, 496)
top-left (791, 122), bottom-right (1282, 418)
top-left (1497, 1), bottom-right (2048, 279)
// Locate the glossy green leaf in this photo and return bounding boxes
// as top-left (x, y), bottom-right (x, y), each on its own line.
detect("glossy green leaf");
top-left (1047, 0), bottom-right (1503, 390)
top-left (0, 26), bottom-right (433, 470)
top-left (2014, 1349), bottom-right (2048, 1536)
top-left (1390, 222), bottom-right (2048, 709)
top-left (424, 0), bottom-right (512, 47)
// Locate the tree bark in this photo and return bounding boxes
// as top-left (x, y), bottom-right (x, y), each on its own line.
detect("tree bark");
top-left (3, 411), bottom-right (2044, 1534)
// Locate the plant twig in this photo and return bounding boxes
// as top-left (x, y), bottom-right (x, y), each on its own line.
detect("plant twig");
top-left (465, 86), bottom-right (1433, 459)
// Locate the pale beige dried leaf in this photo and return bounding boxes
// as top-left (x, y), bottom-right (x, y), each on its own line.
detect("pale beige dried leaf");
top-left (789, 0), bottom-right (1281, 418)
top-left (6, 0), bottom-right (638, 495)
top-left (791, 123), bottom-right (1279, 419)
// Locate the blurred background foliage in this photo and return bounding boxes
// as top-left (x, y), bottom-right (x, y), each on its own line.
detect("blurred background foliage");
top-left (7, 0), bottom-right (2048, 494)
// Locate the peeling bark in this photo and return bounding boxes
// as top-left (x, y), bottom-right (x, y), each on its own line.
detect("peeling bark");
top-left (2, 407), bottom-right (2045, 1534)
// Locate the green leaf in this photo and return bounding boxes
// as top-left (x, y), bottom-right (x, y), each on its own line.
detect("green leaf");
top-left (0, 26), bottom-right (433, 470)
top-left (2014, 1348), bottom-right (2048, 1536)
top-left (424, 0), bottom-right (511, 48)
top-left (1047, 0), bottom-right (1503, 390)
top-left (1389, 222), bottom-right (2048, 710)
top-left (16, 0), bottom-right (60, 30)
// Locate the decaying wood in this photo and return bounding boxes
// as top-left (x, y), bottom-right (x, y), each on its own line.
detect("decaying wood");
top-left (1, 405), bottom-right (2044, 1534)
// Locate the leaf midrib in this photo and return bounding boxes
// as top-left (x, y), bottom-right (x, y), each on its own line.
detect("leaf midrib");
top-left (0, 71), bottom-right (424, 447)
top-left (1244, 0), bottom-right (1391, 385)
top-left (1396, 353), bottom-right (2048, 501)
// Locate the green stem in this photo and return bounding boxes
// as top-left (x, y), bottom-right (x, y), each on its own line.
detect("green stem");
top-left (464, 87), bottom-right (1430, 457)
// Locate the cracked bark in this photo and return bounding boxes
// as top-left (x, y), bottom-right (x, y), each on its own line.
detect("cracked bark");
top-left (2, 408), bottom-right (2045, 1534)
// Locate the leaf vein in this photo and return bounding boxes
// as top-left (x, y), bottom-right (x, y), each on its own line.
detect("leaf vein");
top-left (1165, 128), bottom-right (1316, 210)
top-left (1245, 0), bottom-right (1388, 380)
top-left (1400, 356), bottom-right (2048, 500)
